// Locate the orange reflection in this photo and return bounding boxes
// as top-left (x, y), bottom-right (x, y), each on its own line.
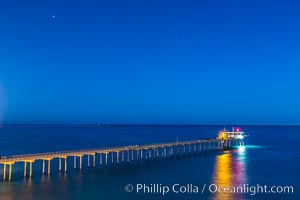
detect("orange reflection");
top-left (211, 152), bottom-right (233, 200)
top-left (211, 147), bottom-right (247, 200)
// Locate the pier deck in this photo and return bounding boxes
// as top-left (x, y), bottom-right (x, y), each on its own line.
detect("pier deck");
top-left (0, 137), bottom-right (244, 181)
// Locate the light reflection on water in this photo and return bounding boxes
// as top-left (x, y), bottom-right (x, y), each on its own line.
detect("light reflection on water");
top-left (211, 146), bottom-right (247, 200)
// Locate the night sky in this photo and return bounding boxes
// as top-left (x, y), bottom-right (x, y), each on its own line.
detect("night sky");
top-left (0, 0), bottom-right (299, 124)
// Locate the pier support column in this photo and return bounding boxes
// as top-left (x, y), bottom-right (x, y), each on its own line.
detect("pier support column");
top-left (9, 164), bottom-right (13, 181)
top-left (140, 150), bottom-right (143, 160)
top-left (42, 160), bottom-right (45, 174)
top-left (29, 162), bottom-right (33, 178)
top-left (117, 152), bottom-right (119, 164)
top-left (74, 157), bottom-right (77, 169)
top-left (111, 152), bottom-right (114, 164)
top-left (99, 153), bottom-right (102, 166)
top-left (3, 164), bottom-right (6, 180)
top-left (48, 160), bottom-right (51, 175)
top-left (105, 153), bottom-right (108, 166)
top-left (132, 150), bottom-right (134, 161)
top-left (100, 153), bottom-right (102, 166)
top-left (65, 158), bottom-right (67, 172)
top-left (24, 162), bottom-right (27, 177)
top-left (79, 156), bottom-right (82, 170)
top-left (149, 149), bottom-right (152, 158)
top-left (93, 154), bottom-right (96, 167)
top-left (59, 158), bottom-right (62, 171)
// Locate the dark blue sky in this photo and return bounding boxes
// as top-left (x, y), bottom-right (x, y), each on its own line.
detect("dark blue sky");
top-left (0, 0), bottom-right (299, 124)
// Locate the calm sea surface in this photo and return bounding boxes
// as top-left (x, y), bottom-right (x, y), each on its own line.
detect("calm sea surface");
top-left (0, 125), bottom-right (299, 200)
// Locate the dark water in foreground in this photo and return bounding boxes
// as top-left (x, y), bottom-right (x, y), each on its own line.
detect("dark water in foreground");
top-left (0, 125), bottom-right (299, 200)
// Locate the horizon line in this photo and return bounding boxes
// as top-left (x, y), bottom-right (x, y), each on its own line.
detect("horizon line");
top-left (1, 123), bottom-right (300, 126)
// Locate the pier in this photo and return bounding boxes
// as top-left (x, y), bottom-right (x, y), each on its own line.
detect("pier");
top-left (0, 129), bottom-right (245, 181)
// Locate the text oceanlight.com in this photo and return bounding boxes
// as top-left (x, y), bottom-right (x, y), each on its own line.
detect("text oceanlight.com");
top-left (124, 183), bottom-right (294, 196)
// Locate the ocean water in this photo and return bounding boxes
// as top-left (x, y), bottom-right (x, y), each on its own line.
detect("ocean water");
top-left (0, 125), bottom-right (299, 200)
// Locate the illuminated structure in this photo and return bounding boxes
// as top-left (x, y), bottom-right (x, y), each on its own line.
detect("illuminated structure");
top-left (0, 129), bottom-right (245, 181)
top-left (217, 127), bottom-right (245, 146)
